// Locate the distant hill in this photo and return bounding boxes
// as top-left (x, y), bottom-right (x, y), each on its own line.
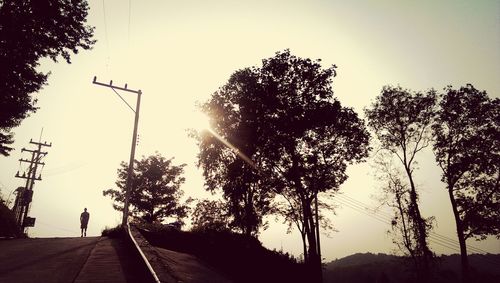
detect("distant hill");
top-left (323, 252), bottom-right (500, 283)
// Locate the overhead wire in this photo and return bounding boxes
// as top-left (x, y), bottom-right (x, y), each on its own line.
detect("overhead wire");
top-left (336, 194), bottom-right (496, 255)
top-left (102, 0), bottom-right (111, 69)
top-left (332, 194), bottom-right (500, 266)
top-left (128, 0), bottom-right (132, 44)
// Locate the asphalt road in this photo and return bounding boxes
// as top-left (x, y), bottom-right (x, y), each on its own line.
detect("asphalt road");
top-left (0, 237), bottom-right (154, 283)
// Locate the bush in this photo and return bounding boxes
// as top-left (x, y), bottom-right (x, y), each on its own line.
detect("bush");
top-left (101, 225), bottom-right (125, 238)
top-left (0, 202), bottom-right (21, 238)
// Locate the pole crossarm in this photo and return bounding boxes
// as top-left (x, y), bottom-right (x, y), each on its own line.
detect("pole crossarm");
top-left (15, 173), bottom-right (42, 181)
top-left (19, 158), bottom-right (45, 165)
top-left (29, 140), bottom-right (52, 147)
top-left (93, 76), bottom-right (142, 94)
top-left (21, 148), bottom-right (48, 154)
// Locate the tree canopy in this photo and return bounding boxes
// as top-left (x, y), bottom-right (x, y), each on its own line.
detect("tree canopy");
top-left (196, 67), bottom-right (275, 237)
top-left (103, 153), bottom-right (189, 224)
top-left (432, 84), bottom-right (499, 282)
top-left (190, 199), bottom-right (230, 232)
top-left (365, 86), bottom-right (436, 281)
top-left (196, 50), bottom-right (370, 282)
top-left (0, 0), bottom-right (95, 155)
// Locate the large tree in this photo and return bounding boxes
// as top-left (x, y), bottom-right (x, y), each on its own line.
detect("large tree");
top-left (196, 67), bottom-right (275, 237)
top-left (103, 153), bottom-right (189, 224)
top-left (432, 84), bottom-right (500, 283)
top-left (0, 0), bottom-right (95, 155)
top-left (260, 52), bottom-right (369, 282)
top-left (365, 86), bottom-right (436, 282)
top-left (197, 50), bottom-right (370, 282)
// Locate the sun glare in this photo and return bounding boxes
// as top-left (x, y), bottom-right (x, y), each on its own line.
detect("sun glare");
top-left (190, 110), bottom-right (211, 132)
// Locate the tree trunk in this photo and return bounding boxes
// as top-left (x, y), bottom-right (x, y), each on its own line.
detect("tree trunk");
top-left (405, 166), bottom-right (432, 282)
top-left (244, 190), bottom-right (253, 237)
top-left (301, 230), bottom-right (308, 263)
top-left (303, 199), bottom-right (321, 283)
top-left (448, 187), bottom-right (469, 283)
top-left (315, 194), bottom-right (323, 282)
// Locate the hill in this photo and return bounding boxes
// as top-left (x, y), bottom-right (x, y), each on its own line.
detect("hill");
top-left (324, 252), bottom-right (500, 283)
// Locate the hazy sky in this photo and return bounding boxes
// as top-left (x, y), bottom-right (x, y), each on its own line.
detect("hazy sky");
top-left (0, 0), bottom-right (499, 261)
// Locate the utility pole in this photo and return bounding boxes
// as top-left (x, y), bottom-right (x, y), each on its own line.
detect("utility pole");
top-left (92, 76), bottom-right (142, 227)
top-left (13, 139), bottom-right (51, 232)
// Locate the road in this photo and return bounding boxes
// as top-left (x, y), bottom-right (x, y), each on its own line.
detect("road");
top-left (0, 231), bottom-right (233, 283)
top-left (0, 237), bottom-right (154, 283)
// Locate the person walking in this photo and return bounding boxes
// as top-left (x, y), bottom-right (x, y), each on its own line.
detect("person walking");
top-left (80, 208), bottom-right (90, 237)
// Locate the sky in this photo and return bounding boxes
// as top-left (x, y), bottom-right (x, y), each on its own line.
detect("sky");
top-left (0, 0), bottom-right (499, 261)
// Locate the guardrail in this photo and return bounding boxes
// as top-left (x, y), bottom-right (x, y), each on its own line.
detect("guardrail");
top-left (126, 222), bottom-right (161, 283)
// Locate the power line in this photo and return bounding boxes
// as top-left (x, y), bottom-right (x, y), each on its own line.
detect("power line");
top-left (102, 0), bottom-right (110, 68)
top-left (336, 194), bottom-right (495, 254)
top-left (128, 0), bottom-right (132, 44)
top-left (332, 194), bottom-right (500, 266)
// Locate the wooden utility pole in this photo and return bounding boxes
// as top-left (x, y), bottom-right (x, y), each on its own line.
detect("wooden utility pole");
top-left (92, 76), bottom-right (142, 227)
top-left (13, 139), bottom-right (51, 232)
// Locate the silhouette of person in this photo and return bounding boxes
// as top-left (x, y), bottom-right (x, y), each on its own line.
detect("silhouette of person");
top-left (80, 208), bottom-right (90, 237)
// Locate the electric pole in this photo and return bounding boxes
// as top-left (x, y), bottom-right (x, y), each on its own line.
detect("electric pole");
top-left (92, 76), bottom-right (142, 227)
top-left (12, 139), bottom-right (51, 233)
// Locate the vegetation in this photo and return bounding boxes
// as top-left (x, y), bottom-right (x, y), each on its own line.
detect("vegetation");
top-left (374, 154), bottom-right (420, 264)
top-left (365, 86), bottom-right (436, 281)
top-left (138, 224), bottom-right (308, 283)
top-left (28, 46), bottom-right (491, 282)
top-left (432, 84), bottom-right (500, 282)
top-left (101, 225), bottom-right (125, 238)
top-left (190, 199), bottom-right (230, 232)
top-left (0, 0), bottom-right (95, 156)
top-left (195, 50), bottom-right (370, 281)
top-left (323, 252), bottom-right (500, 283)
top-left (0, 201), bottom-right (21, 238)
top-left (103, 153), bottom-right (190, 225)
top-left (194, 66), bottom-right (276, 237)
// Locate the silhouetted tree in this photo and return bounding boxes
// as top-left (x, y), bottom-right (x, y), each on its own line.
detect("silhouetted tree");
top-left (197, 50), bottom-right (370, 282)
top-left (432, 84), bottom-right (500, 283)
top-left (195, 67), bottom-right (275, 237)
top-left (191, 199), bottom-right (230, 232)
top-left (0, 0), bottom-right (95, 155)
top-left (365, 86), bottom-right (436, 282)
top-left (103, 153), bottom-right (189, 224)
top-left (374, 154), bottom-right (421, 272)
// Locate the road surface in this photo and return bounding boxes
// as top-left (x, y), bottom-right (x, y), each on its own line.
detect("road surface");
top-left (0, 233), bottom-right (233, 283)
top-left (0, 237), bottom-right (154, 283)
